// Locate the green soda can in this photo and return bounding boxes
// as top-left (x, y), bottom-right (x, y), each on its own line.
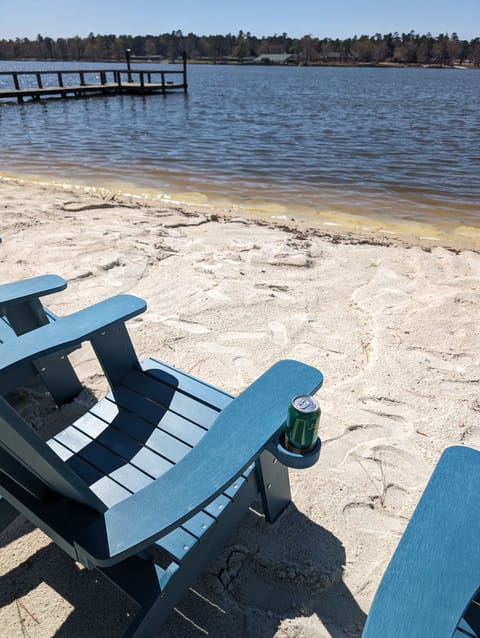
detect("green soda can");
top-left (285, 395), bottom-right (320, 454)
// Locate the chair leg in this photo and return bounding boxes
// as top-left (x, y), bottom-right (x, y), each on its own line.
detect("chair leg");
top-left (123, 566), bottom-right (187, 638)
top-left (100, 557), bottom-right (178, 638)
top-left (256, 449), bottom-right (292, 523)
top-left (6, 300), bottom-right (82, 405)
top-left (32, 352), bottom-right (83, 405)
top-left (101, 471), bottom-right (259, 637)
top-left (31, 352), bottom-right (82, 405)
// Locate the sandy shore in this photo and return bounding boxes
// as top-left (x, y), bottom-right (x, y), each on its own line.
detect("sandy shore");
top-left (0, 177), bottom-right (479, 637)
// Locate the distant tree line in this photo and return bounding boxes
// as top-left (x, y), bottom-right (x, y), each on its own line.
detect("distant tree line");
top-left (1, 30), bottom-right (479, 66)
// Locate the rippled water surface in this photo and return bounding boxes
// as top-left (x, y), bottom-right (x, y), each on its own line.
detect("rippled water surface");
top-left (1, 61), bottom-right (479, 229)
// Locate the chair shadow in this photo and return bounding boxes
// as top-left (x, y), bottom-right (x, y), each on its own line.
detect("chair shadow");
top-left (0, 520), bottom-right (137, 636)
top-left (0, 502), bottom-right (365, 637)
top-left (5, 379), bottom-right (99, 441)
top-left (168, 502), bottom-right (367, 637)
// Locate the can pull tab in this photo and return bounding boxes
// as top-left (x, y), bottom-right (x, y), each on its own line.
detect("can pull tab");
top-left (294, 395), bottom-right (317, 412)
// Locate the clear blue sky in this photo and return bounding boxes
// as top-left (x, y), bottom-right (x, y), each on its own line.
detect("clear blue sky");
top-left (1, 0), bottom-right (479, 41)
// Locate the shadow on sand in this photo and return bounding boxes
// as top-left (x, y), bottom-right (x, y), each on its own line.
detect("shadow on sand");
top-left (0, 503), bottom-right (365, 637)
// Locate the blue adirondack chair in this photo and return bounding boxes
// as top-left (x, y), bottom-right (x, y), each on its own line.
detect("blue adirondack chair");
top-left (0, 293), bottom-right (323, 637)
top-left (362, 445), bottom-right (480, 638)
top-left (0, 273), bottom-right (82, 404)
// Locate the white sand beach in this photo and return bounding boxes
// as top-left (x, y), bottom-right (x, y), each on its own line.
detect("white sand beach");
top-left (0, 176), bottom-right (479, 637)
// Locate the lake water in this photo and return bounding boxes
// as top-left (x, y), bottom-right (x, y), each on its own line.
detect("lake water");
top-left (0, 61), bottom-right (479, 237)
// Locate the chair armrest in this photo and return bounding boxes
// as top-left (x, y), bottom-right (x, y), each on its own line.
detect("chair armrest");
top-left (362, 446), bottom-right (480, 638)
top-left (76, 359), bottom-right (323, 566)
top-left (0, 294), bottom-right (147, 375)
top-left (0, 274), bottom-right (66, 310)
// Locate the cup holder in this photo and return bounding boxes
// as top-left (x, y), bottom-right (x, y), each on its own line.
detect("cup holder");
top-left (272, 435), bottom-right (321, 469)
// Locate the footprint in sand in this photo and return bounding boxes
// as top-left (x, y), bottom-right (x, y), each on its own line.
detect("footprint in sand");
top-left (219, 331), bottom-right (268, 343)
top-left (342, 496), bottom-right (408, 536)
top-left (343, 443), bottom-right (428, 492)
top-left (268, 321), bottom-right (288, 346)
top-left (161, 317), bottom-right (210, 334)
top-left (343, 500), bottom-right (408, 535)
top-left (206, 286), bottom-right (231, 301)
top-left (233, 356), bottom-right (257, 382)
top-left (322, 423), bottom-right (388, 467)
top-left (440, 378), bottom-right (479, 398)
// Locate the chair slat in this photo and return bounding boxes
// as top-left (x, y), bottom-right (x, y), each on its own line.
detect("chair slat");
top-left (109, 464), bottom-right (153, 493)
top-left (156, 526), bottom-right (198, 562)
top-left (205, 494), bottom-right (231, 520)
top-left (48, 439), bottom-right (105, 485)
top-left (144, 357), bottom-right (232, 410)
top-left (128, 447), bottom-right (172, 479)
top-left (54, 427), bottom-right (137, 477)
top-left (92, 397), bottom-right (206, 447)
top-left (90, 476), bottom-right (132, 507)
top-left (181, 510), bottom-right (216, 538)
top-left (121, 369), bottom-right (220, 427)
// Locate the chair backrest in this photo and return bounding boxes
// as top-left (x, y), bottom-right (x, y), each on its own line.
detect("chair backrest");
top-left (0, 396), bottom-right (106, 512)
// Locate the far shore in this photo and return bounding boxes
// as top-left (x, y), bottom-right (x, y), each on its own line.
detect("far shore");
top-left (6, 56), bottom-right (480, 69)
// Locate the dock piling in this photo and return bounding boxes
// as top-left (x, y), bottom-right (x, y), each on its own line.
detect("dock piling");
top-left (125, 49), bottom-right (132, 82)
top-left (183, 51), bottom-right (188, 93)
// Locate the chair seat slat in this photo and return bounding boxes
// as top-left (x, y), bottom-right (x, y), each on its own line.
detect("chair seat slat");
top-left (155, 526), bottom-right (198, 562)
top-left (48, 439), bottom-right (104, 485)
top-left (94, 396), bottom-right (206, 447)
top-left (122, 368), bottom-right (220, 427)
top-left (90, 476), bottom-right (132, 507)
top-left (144, 357), bottom-right (232, 410)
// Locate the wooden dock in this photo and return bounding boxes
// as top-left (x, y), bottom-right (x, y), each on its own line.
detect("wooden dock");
top-left (0, 61), bottom-right (187, 103)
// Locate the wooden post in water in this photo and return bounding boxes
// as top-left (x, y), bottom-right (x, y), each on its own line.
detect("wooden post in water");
top-left (12, 73), bottom-right (23, 103)
top-left (183, 51), bottom-right (188, 93)
top-left (125, 48), bottom-right (132, 82)
top-left (57, 72), bottom-right (66, 98)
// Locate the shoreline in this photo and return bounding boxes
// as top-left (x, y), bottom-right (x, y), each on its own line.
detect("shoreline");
top-left (2, 173), bottom-right (479, 253)
top-left (5, 56), bottom-right (480, 70)
top-left (0, 177), bottom-right (479, 637)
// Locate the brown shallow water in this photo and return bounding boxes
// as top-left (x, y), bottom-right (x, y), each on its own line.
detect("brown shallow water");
top-left (2, 171), bottom-right (478, 252)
